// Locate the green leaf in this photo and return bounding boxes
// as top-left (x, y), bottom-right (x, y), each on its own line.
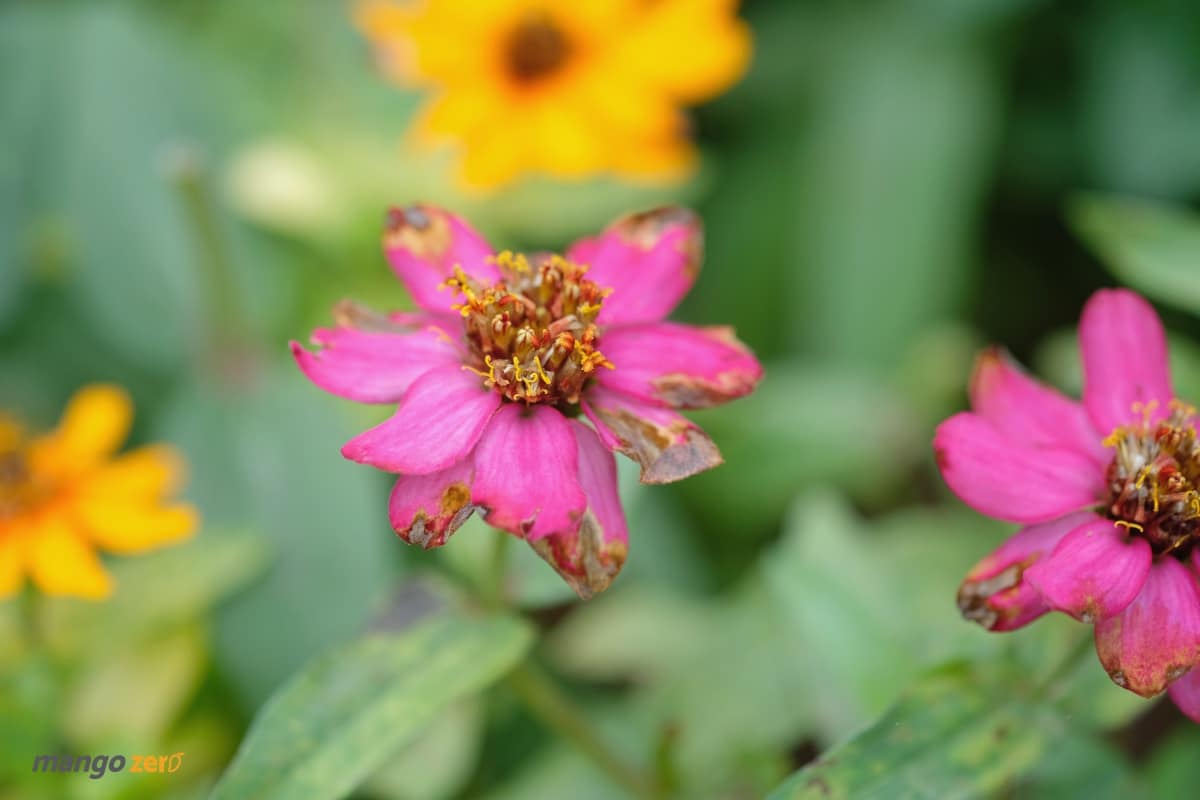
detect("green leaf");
top-left (677, 363), bottom-right (922, 538)
top-left (1070, 194), bottom-right (1200, 316)
top-left (159, 367), bottom-right (401, 707)
top-left (39, 530), bottom-right (266, 657)
top-left (1146, 725), bottom-right (1200, 798)
top-left (761, 490), bottom-right (1010, 740)
top-left (210, 615), bottom-right (534, 800)
top-left (791, 13), bottom-right (1001, 367)
top-left (65, 626), bottom-right (207, 746)
top-left (767, 663), bottom-right (1057, 800)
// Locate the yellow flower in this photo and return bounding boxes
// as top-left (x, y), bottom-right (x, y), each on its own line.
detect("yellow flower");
top-left (358, 0), bottom-right (752, 187)
top-left (0, 385), bottom-right (198, 600)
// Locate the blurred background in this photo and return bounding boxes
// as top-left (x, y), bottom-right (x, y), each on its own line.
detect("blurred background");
top-left (3, 0), bottom-right (1200, 798)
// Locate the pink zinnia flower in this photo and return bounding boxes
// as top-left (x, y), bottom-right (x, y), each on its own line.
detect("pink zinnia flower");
top-left (292, 205), bottom-right (762, 598)
top-left (935, 289), bottom-right (1200, 721)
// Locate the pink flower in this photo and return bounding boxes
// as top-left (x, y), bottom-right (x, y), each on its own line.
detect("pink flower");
top-left (293, 205), bottom-right (762, 598)
top-left (935, 289), bottom-right (1200, 718)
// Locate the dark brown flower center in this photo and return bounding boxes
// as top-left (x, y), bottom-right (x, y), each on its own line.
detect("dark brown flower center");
top-left (443, 252), bottom-right (613, 406)
top-left (505, 12), bottom-right (571, 83)
top-left (1104, 401), bottom-right (1200, 558)
top-left (0, 438), bottom-right (44, 522)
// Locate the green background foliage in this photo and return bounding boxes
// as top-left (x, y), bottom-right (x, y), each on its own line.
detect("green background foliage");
top-left (2, 0), bottom-right (1200, 797)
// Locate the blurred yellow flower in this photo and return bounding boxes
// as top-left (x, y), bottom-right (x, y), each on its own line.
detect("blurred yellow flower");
top-left (0, 385), bottom-right (197, 601)
top-left (358, 0), bottom-right (752, 187)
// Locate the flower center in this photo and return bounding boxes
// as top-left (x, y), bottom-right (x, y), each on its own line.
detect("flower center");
top-left (443, 251), bottom-right (613, 406)
top-left (0, 440), bottom-right (47, 523)
top-left (505, 12), bottom-right (571, 83)
top-left (1104, 400), bottom-right (1200, 557)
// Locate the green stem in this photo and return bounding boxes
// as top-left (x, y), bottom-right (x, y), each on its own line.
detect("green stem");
top-left (167, 147), bottom-right (246, 366)
top-left (505, 661), bottom-right (658, 799)
top-left (1036, 633), bottom-right (1094, 699)
top-left (484, 530), bottom-right (512, 611)
top-left (483, 530), bottom-right (658, 798)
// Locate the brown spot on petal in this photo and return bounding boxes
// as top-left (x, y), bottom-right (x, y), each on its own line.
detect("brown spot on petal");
top-left (649, 329), bottom-right (760, 408)
top-left (957, 564), bottom-right (1021, 629)
top-left (1096, 619), bottom-right (1191, 697)
top-left (397, 483), bottom-right (477, 551)
top-left (439, 482), bottom-right (472, 515)
top-left (614, 206), bottom-right (703, 279)
top-left (591, 406), bottom-right (723, 484)
top-left (384, 204), bottom-right (452, 262)
top-left (530, 511), bottom-right (627, 600)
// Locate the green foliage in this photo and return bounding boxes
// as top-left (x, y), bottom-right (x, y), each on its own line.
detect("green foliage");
top-left (158, 370), bottom-right (401, 708)
top-left (766, 663), bottom-right (1048, 800)
top-left (210, 615), bottom-right (534, 800)
top-left (1071, 194), bottom-right (1200, 316)
top-left (39, 530), bottom-right (266, 658)
top-left (4, 0), bottom-right (1199, 796)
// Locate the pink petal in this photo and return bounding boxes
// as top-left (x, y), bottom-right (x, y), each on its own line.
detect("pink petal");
top-left (342, 365), bottom-right (500, 474)
top-left (567, 207), bottom-right (702, 326)
top-left (1095, 556), bottom-right (1200, 697)
top-left (528, 423), bottom-right (629, 599)
top-left (291, 325), bottom-right (461, 404)
top-left (1079, 289), bottom-right (1174, 434)
top-left (471, 404), bottom-right (586, 538)
top-left (933, 412), bottom-right (1105, 524)
top-left (581, 385), bottom-right (722, 484)
top-left (1024, 518), bottom-right (1152, 623)
top-left (957, 512), bottom-right (1094, 632)
top-left (382, 205), bottom-right (500, 313)
top-left (969, 347), bottom-right (1105, 466)
top-left (596, 322), bottom-right (763, 409)
top-left (1168, 667), bottom-right (1200, 723)
top-left (388, 457), bottom-right (476, 549)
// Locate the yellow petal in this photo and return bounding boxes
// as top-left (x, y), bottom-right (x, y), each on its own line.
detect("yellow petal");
top-left (79, 445), bottom-right (186, 502)
top-left (25, 513), bottom-right (113, 600)
top-left (77, 500), bottom-right (198, 555)
top-left (0, 413), bottom-right (23, 453)
top-left (30, 385), bottom-right (133, 479)
top-left (614, 0), bottom-right (751, 103)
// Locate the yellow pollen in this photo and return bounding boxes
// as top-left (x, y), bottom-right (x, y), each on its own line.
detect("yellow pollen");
top-left (1114, 520), bottom-right (1144, 533)
top-left (446, 251), bottom-right (613, 405)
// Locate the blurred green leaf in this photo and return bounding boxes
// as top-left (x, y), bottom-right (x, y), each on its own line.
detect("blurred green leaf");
top-left (0, 654), bottom-right (57, 784)
top-left (1016, 730), bottom-right (1142, 799)
top-left (766, 663), bottom-right (1056, 800)
top-left (792, 15), bottom-right (1000, 366)
top-left (762, 491), bottom-right (1008, 739)
top-left (677, 363), bottom-right (921, 539)
top-left (211, 614), bottom-right (534, 800)
top-left (1079, 9), bottom-right (1200, 198)
top-left (65, 625), bottom-right (207, 746)
top-left (47, 4), bottom-right (214, 368)
top-left (548, 580), bottom-right (813, 795)
top-left (39, 530), bottom-right (266, 658)
top-left (1070, 194), bottom-right (1200, 316)
top-left (363, 700), bottom-right (482, 800)
top-left (159, 367), bottom-right (400, 708)
top-left (1146, 725), bottom-right (1200, 798)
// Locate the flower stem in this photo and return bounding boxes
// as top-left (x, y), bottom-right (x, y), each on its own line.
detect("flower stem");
top-left (485, 529), bottom-right (512, 611)
top-left (166, 146), bottom-right (249, 370)
top-left (483, 529), bottom-right (659, 798)
top-left (1036, 633), bottom-right (1095, 699)
top-left (505, 660), bottom-right (659, 799)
